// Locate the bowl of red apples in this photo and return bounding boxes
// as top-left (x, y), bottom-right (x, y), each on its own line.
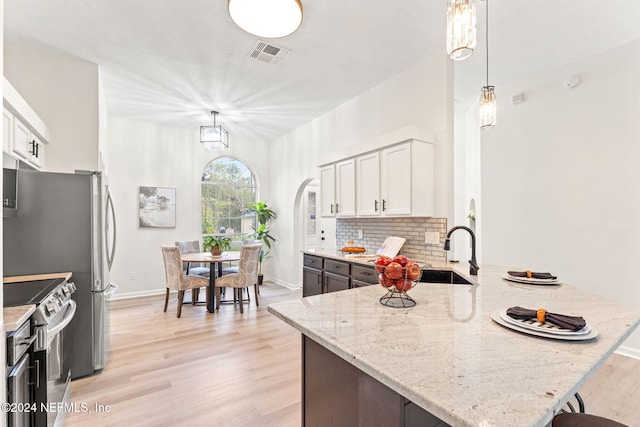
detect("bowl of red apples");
top-left (374, 255), bottom-right (421, 307)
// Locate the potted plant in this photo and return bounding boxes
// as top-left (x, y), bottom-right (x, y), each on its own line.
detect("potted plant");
top-left (203, 235), bottom-right (232, 256)
top-left (246, 202), bottom-right (277, 285)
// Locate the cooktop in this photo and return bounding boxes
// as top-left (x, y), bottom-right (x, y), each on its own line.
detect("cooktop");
top-left (3, 278), bottom-right (66, 307)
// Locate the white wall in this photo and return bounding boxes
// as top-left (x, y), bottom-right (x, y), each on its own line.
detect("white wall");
top-left (267, 52), bottom-right (453, 287)
top-left (479, 39), bottom-right (640, 355)
top-left (108, 118), bottom-right (271, 296)
top-left (4, 41), bottom-right (99, 173)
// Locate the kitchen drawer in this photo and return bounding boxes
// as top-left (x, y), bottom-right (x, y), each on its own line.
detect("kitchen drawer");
top-left (351, 264), bottom-right (378, 284)
top-left (352, 279), bottom-right (377, 288)
top-left (324, 259), bottom-right (350, 276)
top-left (304, 254), bottom-right (323, 270)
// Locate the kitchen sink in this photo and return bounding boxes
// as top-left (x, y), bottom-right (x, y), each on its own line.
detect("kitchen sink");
top-left (419, 270), bottom-right (473, 285)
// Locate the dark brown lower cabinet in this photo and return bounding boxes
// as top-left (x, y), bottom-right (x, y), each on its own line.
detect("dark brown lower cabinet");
top-left (303, 336), bottom-right (447, 427)
top-left (323, 271), bottom-right (350, 293)
top-left (303, 267), bottom-right (323, 297)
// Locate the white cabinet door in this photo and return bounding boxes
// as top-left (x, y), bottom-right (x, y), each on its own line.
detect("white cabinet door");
top-left (29, 134), bottom-right (44, 168)
top-left (320, 165), bottom-right (336, 217)
top-left (12, 118), bottom-right (31, 161)
top-left (3, 108), bottom-right (12, 154)
top-left (356, 152), bottom-right (380, 216)
top-left (336, 159), bottom-right (356, 217)
top-left (380, 143), bottom-right (412, 216)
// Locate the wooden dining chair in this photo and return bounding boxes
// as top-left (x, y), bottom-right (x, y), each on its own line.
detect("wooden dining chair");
top-left (214, 244), bottom-right (261, 314)
top-left (161, 245), bottom-right (210, 318)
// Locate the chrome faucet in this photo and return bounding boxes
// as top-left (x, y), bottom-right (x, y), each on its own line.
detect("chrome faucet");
top-left (444, 226), bottom-right (479, 275)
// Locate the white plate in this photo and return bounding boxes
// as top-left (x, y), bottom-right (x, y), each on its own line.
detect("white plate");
top-left (499, 310), bottom-right (591, 335)
top-left (503, 275), bottom-right (561, 285)
top-left (491, 310), bottom-right (598, 341)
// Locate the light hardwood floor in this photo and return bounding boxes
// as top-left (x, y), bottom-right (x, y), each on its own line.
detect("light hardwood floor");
top-left (67, 282), bottom-right (640, 427)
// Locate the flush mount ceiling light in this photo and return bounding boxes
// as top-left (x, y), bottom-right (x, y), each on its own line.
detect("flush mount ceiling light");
top-left (479, 0), bottom-right (496, 129)
top-left (228, 0), bottom-right (303, 38)
top-left (200, 111), bottom-right (229, 151)
top-left (447, 0), bottom-right (477, 60)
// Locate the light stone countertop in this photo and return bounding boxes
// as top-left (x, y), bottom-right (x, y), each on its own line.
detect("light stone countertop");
top-left (302, 249), bottom-right (454, 270)
top-left (4, 271), bottom-right (72, 284)
top-left (4, 304), bottom-right (36, 332)
top-left (268, 263), bottom-right (640, 427)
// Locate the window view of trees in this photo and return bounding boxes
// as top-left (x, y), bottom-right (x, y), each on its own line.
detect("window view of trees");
top-left (201, 157), bottom-right (256, 238)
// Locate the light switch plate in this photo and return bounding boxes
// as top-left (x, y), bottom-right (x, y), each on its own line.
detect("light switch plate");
top-left (357, 229), bottom-right (364, 239)
top-left (424, 232), bottom-right (440, 245)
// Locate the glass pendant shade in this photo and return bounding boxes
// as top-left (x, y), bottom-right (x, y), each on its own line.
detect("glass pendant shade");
top-left (200, 112), bottom-right (229, 150)
top-left (479, 86), bottom-right (496, 128)
top-left (228, 0), bottom-right (303, 38)
top-left (447, 0), bottom-right (477, 60)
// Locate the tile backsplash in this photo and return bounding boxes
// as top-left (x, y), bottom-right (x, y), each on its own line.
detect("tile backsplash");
top-left (336, 217), bottom-right (447, 263)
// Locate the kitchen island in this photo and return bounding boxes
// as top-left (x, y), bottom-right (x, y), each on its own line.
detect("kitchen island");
top-left (268, 264), bottom-right (640, 427)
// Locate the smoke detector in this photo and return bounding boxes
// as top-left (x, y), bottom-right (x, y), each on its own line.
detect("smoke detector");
top-left (249, 40), bottom-right (291, 64)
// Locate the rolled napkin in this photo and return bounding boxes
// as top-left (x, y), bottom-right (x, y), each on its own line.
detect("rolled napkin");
top-left (506, 306), bottom-right (586, 331)
top-left (508, 270), bottom-right (557, 280)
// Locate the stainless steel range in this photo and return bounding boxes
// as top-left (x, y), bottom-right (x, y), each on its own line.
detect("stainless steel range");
top-left (4, 277), bottom-right (76, 427)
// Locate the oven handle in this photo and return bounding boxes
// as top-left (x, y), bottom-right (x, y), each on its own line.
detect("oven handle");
top-left (47, 300), bottom-right (77, 338)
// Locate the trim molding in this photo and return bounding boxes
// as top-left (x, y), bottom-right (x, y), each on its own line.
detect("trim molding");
top-left (265, 277), bottom-right (301, 290)
top-left (111, 288), bottom-right (166, 300)
top-left (615, 345), bottom-right (640, 361)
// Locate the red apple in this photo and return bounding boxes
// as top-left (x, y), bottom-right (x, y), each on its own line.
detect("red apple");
top-left (374, 256), bottom-right (391, 273)
top-left (406, 262), bottom-right (421, 281)
top-left (392, 255), bottom-right (409, 267)
top-left (395, 279), bottom-right (413, 292)
top-left (384, 261), bottom-right (403, 280)
top-left (378, 273), bottom-right (393, 288)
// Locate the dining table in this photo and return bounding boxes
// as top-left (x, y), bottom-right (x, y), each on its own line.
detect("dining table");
top-left (180, 251), bottom-right (240, 313)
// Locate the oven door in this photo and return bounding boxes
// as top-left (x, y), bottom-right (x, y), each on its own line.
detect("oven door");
top-left (40, 299), bottom-right (76, 427)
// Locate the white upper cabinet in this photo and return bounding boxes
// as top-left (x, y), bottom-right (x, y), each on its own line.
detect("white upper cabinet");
top-left (320, 164), bottom-right (336, 217)
top-left (380, 143), bottom-right (412, 216)
top-left (3, 108), bottom-right (12, 153)
top-left (3, 78), bottom-right (51, 170)
top-left (12, 116), bottom-right (31, 161)
top-left (320, 139), bottom-right (434, 218)
top-left (335, 159), bottom-right (356, 217)
top-left (356, 151), bottom-right (380, 216)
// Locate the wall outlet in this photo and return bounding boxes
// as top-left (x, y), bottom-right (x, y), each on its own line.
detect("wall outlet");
top-left (424, 232), bottom-right (440, 245)
top-left (129, 272), bottom-right (136, 280)
top-left (357, 229), bottom-right (364, 239)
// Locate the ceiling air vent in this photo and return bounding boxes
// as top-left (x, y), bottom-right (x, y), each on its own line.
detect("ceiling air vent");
top-left (249, 40), bottom-right (291, 64)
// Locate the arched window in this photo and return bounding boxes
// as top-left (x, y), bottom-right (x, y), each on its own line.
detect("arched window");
top-left (201, 157), bottom-right (257, 237)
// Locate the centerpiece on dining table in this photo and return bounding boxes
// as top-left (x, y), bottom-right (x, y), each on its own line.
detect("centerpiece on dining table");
top-left (375, 255), bottom-right (421, 308)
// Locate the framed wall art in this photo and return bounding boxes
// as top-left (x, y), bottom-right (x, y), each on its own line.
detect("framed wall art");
top-left (138, 186), bottom-right (176, 228)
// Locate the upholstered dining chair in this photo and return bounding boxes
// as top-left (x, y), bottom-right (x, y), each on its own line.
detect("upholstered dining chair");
top-left (175, 240), bottom-right (209, 277)
top-left (215, 244), bottom-right (261, 314)
top-left (161, 245), bottom-right (210, 318)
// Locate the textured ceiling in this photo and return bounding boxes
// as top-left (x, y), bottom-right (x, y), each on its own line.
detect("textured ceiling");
top-left (5, 1), bottom-right (640, 142)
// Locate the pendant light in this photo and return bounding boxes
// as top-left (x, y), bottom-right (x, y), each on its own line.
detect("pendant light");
top-left (479, 0), bottom-right (496, 128)
top-left (447, 0), bottom-right (477, 61)
top-left (228, 0), bottom-right (303, 39)
top-left (200, 111), bottom-right (229, 151)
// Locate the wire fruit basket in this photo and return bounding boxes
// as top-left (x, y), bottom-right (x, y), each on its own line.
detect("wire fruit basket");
top-left (375, 256), bottom-right (420, 308)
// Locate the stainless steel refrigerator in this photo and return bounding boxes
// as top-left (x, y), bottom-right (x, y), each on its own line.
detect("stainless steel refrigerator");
top-left (3, 169), bottom-right (117, 379)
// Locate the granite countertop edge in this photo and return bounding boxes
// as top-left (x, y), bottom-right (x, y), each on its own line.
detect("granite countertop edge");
top-left (3, 304), bottom-right (36, 332)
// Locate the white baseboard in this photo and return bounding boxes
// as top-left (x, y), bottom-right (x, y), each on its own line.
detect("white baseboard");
top-left (111, 288), bottom-right (166, 300)
top-left (265, 277), bottom-right (301, 290)
top-left (615, 345), bottom-right (640, 360)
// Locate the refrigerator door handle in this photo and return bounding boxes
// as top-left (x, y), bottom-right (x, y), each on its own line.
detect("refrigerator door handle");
top-left (105, 189), bottom-right (117, 271)
top-left (104, 283), bottom-right (119, 298)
